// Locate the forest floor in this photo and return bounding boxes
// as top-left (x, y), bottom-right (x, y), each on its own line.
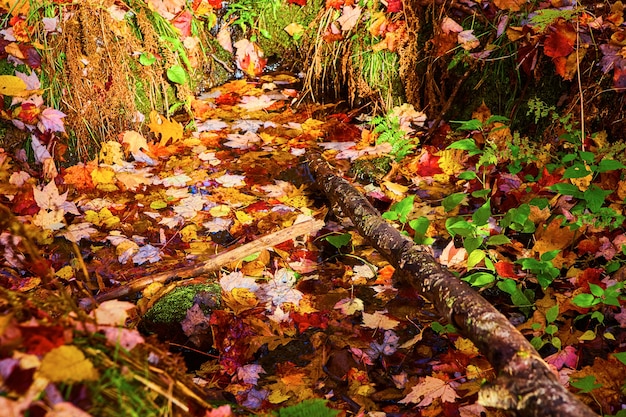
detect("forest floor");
top-left (1, 71), bottom-right (626, 417)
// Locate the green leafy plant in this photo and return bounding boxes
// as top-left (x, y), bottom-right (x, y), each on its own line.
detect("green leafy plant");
top-left (529, 304), bottom-right (562, 351)
top-left (570, 375), bottom-right (603, 394)
top-left (275, 398), bottom-right (340, 417)
top-left (573, 282), bottom-right (625, 309)
top-left (382, 195), bottom-right (433, 245)
top-left (496, 278), bottom-right (535, 316)
top-left (431, 321), bottom-right (457, 335)
top-left (549, 153), bottom-right (626, 230)
top-left (322, 232), bottom-right (352, 251)
top-left (371, 112), bottom-right (416, 162)
top-left (445, 198), bottom-right (510, 273)
top-left (516, 250), bottom-right (561, 289)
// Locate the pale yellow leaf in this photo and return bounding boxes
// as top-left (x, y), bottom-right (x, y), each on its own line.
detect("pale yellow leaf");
top-left (37, 345), bottom-right (99, 383)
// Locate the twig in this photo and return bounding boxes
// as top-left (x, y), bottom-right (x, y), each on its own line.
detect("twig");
top-left (82, 219), bottom-right (324, 308)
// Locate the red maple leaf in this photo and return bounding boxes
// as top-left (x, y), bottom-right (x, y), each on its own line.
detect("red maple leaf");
top-left (292, 312), bottom-right (329, 332)
top-left (387, 0), bottom-right (403, 12)
top-left (415, 152), bottom-right (443, 176)
top-left (288, 0), bottom-right (307, 5)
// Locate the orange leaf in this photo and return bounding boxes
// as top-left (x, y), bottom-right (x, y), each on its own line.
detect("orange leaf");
top-left (543, 21), bottom-right (576, 58)
top-left (493, 0), bottom-right (525, 11)
top-left (147, 111), bottom-right (183, 146)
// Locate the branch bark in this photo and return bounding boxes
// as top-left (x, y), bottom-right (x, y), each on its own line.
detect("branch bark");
top-left (306, 151), bottom-right (597, 417)
top-left (82, 219), bottom-right (324, 308)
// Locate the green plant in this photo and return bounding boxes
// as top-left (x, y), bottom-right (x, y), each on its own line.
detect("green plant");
top-left (516, 250), bottom-right (561, 289)
top-left (431, 321), bottom-right (457, 335)
top-left (381, 195), bottom-right (434, 245)
top-left (322, 232), bottom-right (352, 251)
top-left (529, 304), bottom-right (562, 350)
top-left (496, 278), bottom-right (535, 316)
top-left (275, 398), bottom-right (340, 417)
top-left (549, 153), bottom-right (626, 230)
top-left (572, 282), bottom-right (625, 309)
top-left (444, 198), bottom-right (511, 274)
top-left (371, 112), bottom-right (416, 162)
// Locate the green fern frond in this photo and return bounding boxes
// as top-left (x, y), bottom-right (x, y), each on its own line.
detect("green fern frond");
top-left (276, 399), bottom-right (340, 417)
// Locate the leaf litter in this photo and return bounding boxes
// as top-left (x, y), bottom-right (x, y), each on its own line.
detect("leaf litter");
top-left (1, 65), bottom-right (626, 417)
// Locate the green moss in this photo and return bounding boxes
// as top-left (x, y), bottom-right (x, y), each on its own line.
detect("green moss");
top-left (256, 0), bottom-right (324, 59)
top-left (143, 283), bottom-right (221, 324)
top-left (348, 156), bottom-right (393, 182)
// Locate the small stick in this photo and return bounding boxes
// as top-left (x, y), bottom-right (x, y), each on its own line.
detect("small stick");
top-left (83, 219), bottom-right (325, 308)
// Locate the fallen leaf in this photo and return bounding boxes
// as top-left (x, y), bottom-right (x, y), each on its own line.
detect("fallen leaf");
top-left (362, 311), bottom-right (400, 330)
top-left (147, 110), bottom-right (183, 146)
top-left (37, 345), bottom-right (99, 382)
top-left (336, 5), bottom-right (361, 32)
top-left (334, 297), bottom-right (365, 315)
top-left (399, 376), bottom-right (459, 406)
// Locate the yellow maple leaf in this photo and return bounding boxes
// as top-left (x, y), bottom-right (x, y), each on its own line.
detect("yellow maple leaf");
top-left (235, 210), bottom-right (254, 225)
top-left (181, 224), bottom-right (198, 242)
top-left (99, 141), bottom-right (125, 165)
top-left (147, 110), bottom-right (183, 146)
top-left (37, 345), bottom-right (99, 383)
top-left (91, 166), bottom-right (118, 191)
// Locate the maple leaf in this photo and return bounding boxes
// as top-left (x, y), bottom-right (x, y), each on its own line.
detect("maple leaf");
top-left (132, 244), bottom-right (162, 265)
top-left (221, 271), bottom-right (260, 292)
top-left (37, 107), bottom-right (66, 133)
top-left (31, 134), bottom-right (51, 163)
top-left (58, 222), bottom-right (97, 243)
top-left (458, 29), bottom-right (480, 50)
top-left (203, 217), bottom-right (233, 232)
top-left (386, 0), bottom-right (402, 12)
top-left (238, 95), bottom-right (276, 111)
top-left (367, 329), bottom-right (399, 359)
top-left (399, 376), bottom-right (459, 406)
top-left (63, 163), bottom-right (95, 190)
top-left (284, 22), bottom-right (305, 38)
top-left (233, 39), bottom-right (267, 77)
top-left (335, 297), bottom-right (365, 315)
top-left (543, 21), bottom-right (576, 58)
top-left (99, 141), bottom-right (126, 165)
top-left (173, 194), bottom-right (206, 218)
top-left (493, 0), bottom-right (525, 11)
top-left (197, 119), bottom-right (229, 132)
top-left (216, 25), bottom-right (233, 53)
top-left (362, 311), bottom-right (400, 330)
top-left (237, 364), bottom-right (266, 385)
top-left (93, 300), bottom-right (136, 326)
top-left (160, 173), bottom-right (192, 187)
top-left (263, 268), bottom-right (303, 307)
top-left (224, 131), bottom-right (260, 149)
top-left (215, 173), bottom-right (246, 187)
top-left (171, 10), bottom-right (192, 37)
top-left (336, 5), bottom-right (361, 32)
top-left (33, 181), bottom-right (79, 215)
top-left (545, 345), bottom-right (577, 370)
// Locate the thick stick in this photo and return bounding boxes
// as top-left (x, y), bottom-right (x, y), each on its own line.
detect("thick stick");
top-left (84, 219), bottom-right (324, 307)
top-left (306, 151), bottom-right (596, 417)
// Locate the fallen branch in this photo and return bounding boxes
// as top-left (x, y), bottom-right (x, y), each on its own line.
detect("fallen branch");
top-left (84, 219), bottom-right (324, 307)
top-left (306, 151), bottom-right (596, 417)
